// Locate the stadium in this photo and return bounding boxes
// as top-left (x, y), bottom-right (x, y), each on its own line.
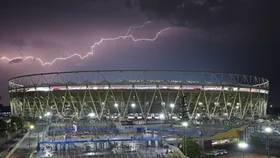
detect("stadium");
top-left (8, 70), bottom-right (269, 120)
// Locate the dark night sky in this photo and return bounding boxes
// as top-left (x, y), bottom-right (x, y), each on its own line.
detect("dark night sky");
top-left (0, 0), bottom-right (278, 106)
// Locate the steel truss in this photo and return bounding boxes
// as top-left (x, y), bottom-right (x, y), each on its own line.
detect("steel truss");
top-left (8, 70), bottom-right (269, 120)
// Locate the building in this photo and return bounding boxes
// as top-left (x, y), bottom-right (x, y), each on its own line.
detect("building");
top-left (8, 70), bottom-right (269, 120)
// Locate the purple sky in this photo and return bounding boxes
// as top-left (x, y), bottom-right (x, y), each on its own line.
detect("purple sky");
top-left (0, 0), bottom-right (278, 106)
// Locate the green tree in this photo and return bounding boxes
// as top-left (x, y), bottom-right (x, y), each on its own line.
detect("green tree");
top-left (10, 116), bottom-right (24, 129)
top-left (180, 136), bottom-right (202, 158)
top-left (0, 119), bottom-right (7, 131)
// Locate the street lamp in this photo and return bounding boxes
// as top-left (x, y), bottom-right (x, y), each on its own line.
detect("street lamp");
top-left (46, 112), bottom-right (51, 116)
top-left (29, 125), bottom-right (35, 152)
top-left (265, 127), bottom-right (273, 133)
top-left (88, 112), bottom-right (95, 118)
top-left (264, 127), bottom-right (273, 158)
top-left (159, 113), bottom-right (165, 134)
top-left (181, 121), bottom-right (188, 157)
top-left (131, 103), bottom-right (136, 118)
top-left (131, 103), bottom-right (136, 108)
top-left (238, 141), bottom-right (248, 158)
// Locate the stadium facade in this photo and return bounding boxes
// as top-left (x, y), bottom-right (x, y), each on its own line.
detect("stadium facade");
top-left (8, 70), bottom-right (269, 120)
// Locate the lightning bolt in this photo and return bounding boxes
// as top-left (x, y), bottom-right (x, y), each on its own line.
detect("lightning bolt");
top-left (0, 21), bottom-right (171, 66)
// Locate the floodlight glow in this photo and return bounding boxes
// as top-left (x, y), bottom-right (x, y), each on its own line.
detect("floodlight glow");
top-left (114, 103), bottom-right (118, 108)
top-left (182, 122), bottom-right (188, 127)
top-left (159, 113), bottom-right (165, 120)
top-left (46, 112), bottom-right (51, 116)
top-left (30, 125), bottom-right (35, 129)
top-left (170, 103), bottom-right (175, 108)
top-left (131, 103), bottom-right (136, 108)
top-left (265, 127), bottom-right (273, 133)
top-left (88, 113), bottom-right (95, 117)
top-left (238, 142), bottom-right (248, 149)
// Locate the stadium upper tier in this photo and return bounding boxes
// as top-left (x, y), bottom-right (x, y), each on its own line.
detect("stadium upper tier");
top-left (9, 70), bottom-right (269, 93)
top-left (8, 70), bottom-right (269, 119)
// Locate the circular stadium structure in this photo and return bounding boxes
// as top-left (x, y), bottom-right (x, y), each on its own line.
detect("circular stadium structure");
top-left (8, 70), bottom-right (269, 120)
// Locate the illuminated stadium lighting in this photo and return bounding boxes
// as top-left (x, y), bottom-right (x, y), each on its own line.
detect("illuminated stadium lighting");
top-left (227, 102), bottom-right (232, 106)
top-left (196, 113), bottom-right (201, 117)
top-left (30, 125), bottom-right (34, 130)
top-left (131, 103), bottom-right (136, 108)
top-left (264, 127), bottom-right (273, 133)
top-left (45, 112), bottom-right (51, 116)
top-left (39, 116), bottom-right (42, 119)
top-left (114, 103), bottom-right (118, 108)
top-left (8, 70), bottom-right (269, 119)
top-left (238, 142), bottom-right (248, 149)
top-left (182, 122), bottom-right (188, 127)
top-left (88, 113), bottom-right (95, 118)
top-left (159, 113), bottom-right (165, 120)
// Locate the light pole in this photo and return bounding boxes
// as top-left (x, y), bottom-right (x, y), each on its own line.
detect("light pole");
top-left (159, 113), bottom-right (165, 134)
top-left (88, 113), bottom-right (95, 138)
top-left (264, 127), bottom-right (273, 158)
top-left (182, 121), bottom-right (188, 157)
top-left (29, 125), bottom-right (35, 152)
top-left (238, 141), bottom-right (248, 158)
top-left (131, 103), bottom-right (136, 119)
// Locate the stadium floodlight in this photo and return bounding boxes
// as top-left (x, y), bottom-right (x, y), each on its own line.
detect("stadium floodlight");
top-left (39, 116), bottom-right (42, 119)
top-left (265, 127), bottom-right (273, 133)
top-left (30, 125), bottom-right (35, 130)
top-left (159, 113), bottom-right (165, 120)
top-left (238, 141), bottom-right (248, 158)
top-left (196, 113), bottom-right (201, 117)
top-left (238, 142), bottom-right (248, 149)
top-left (131, 103), bottom-right (136, 108)
top-left (236, 106), bottom-right (239, 109)
top-left (45, 112), bottom-right (51, 116)
top-left (114, 103), bottom-right (118, 108)
top-left (182, 122), bottom-right (188, 127)
top-left (88, 112), bottom-right (95, 118)
top-left (198, 102), bottom-right (203, 106)
top-left (170, 103), bottom-right (175, 108)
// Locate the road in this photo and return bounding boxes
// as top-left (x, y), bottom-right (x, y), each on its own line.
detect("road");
top-left (216, 151), bottom-right (278, 158)
top-left (0, 133), bottom-right (25, 157)
top-left (7, 123), bottom-right (47, 158)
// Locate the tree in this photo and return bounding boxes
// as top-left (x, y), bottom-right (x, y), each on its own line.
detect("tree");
top-left (0, 119), bottom-right (7, 131)
top-left (180, 136), bottom-right (202, 158)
